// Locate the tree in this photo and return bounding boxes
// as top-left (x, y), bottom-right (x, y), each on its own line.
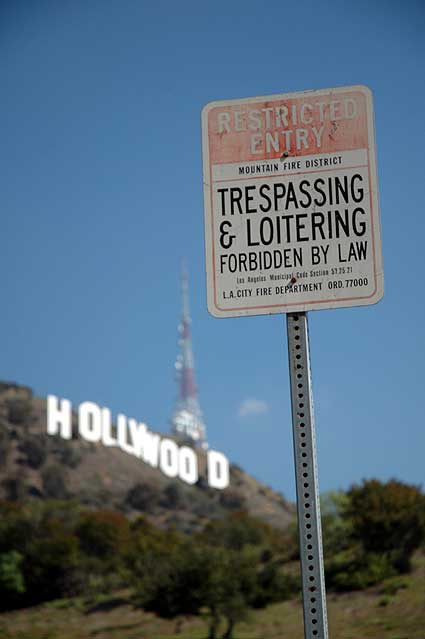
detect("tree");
top-left (252, 558), bottom-right (299, 608)
top-left (0, 502), bottom-right (34, 555)
top-left (346, 479), bottom-right (425, 572)
top-left (198, 512), bottom-right (270, 551)
top-left (132, 535), bottom-right (204, 633)
top-left (203, 548), bottom-right (257, 639)
top-left (76, 510), bottom-right (130, 590)
top-left (23, 519), bottom-right (81, 604)
top-left (131, 532), bottom-right (288, 639)
top-left (321, 491), bottom-right (353, 557)
top-left (324, 480), bottom-right (425, 591)
top-left (77, 511), bottom-right (129, 558)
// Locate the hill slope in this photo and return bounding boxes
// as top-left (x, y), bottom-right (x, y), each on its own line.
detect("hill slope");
top-left (0, 551), bottom-right (423, 639)
top-left (0, 381), bottom-right (294, 532)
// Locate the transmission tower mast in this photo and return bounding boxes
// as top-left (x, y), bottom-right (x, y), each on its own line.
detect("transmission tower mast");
top-left (171, 266), bottom-right (208, 449)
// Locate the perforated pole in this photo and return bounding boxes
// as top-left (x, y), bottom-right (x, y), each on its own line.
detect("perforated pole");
top-left (286, 312), bottom-right (328, 639)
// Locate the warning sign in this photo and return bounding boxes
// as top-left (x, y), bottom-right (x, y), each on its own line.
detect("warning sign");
top-left (201, 85), bottom-right (383, 317)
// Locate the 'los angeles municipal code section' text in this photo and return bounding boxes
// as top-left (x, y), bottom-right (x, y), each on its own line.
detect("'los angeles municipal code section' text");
top-left (202, 86), bottom-right (383, 317)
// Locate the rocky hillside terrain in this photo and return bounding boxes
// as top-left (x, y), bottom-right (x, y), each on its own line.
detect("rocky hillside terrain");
top-left (0, 381), bottom-right (294, 532)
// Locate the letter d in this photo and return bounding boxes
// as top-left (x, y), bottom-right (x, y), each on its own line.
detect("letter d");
top-left (207, 450), bottom-right (229, 489)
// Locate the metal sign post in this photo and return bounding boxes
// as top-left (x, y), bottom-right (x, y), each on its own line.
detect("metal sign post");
top-left (287, 312), bottom-right (328, 639)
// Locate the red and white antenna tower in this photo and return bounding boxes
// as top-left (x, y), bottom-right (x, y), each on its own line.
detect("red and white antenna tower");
top-left (171, 265), bottom-right (208, 449)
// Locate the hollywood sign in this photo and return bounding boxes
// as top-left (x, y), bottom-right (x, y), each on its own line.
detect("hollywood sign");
top-left (46, 396), bottom-right (229, 489)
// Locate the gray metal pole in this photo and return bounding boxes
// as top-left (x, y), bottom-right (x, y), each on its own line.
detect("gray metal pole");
top-left (286, 312), bottom-right (328, 639)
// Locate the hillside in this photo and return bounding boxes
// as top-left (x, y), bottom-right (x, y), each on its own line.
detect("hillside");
top-left (0, 381), bottom-right (294, 532)
top-left (0, 551), bottom-right (423, 639)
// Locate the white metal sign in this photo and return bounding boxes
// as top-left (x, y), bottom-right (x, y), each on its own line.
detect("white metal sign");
top-left (202, 85), bottom-right (383, 317)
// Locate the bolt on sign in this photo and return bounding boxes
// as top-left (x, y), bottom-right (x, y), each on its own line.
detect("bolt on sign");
top-left (201, 85), bottom-right (383, 317)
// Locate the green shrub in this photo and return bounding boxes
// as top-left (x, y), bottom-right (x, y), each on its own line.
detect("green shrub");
top-left (379, 575), bottom-right (409, 596)
top-left (378, 595), bottom-right (392, 607)
top-left (321, 491), bottom-right (353, 557)
top-left (251, 560), bottom-right (299, 607)
top-left (198, 512), bottom-right (268, 551)
top-left (0, 502), bottom-right (34, 554)
top-left (326, 548), bottom-right (395, 591)
top-left (77, 510), bottom-right (130, 561)
top-left (0, 551), bottom-right (25, 596)
top-left (23, 521), bottom-right (82, 604)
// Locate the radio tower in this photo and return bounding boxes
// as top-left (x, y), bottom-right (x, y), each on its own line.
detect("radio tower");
top-left (171, 265), bottom-right (208, 450)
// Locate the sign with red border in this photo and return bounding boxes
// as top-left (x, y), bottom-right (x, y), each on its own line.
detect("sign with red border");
top-left (201, 85), bottom-right (383, 317)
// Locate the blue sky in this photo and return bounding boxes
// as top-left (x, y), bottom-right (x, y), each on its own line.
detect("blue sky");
top-left (1, 0), bottom-right (424, 500)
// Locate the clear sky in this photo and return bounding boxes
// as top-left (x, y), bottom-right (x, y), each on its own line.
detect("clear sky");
top-left (1, 0), bottom-right (424, 500)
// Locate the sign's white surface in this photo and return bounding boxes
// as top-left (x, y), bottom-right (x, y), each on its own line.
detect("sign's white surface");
top-left (202, 85), bottom-right (383, 317)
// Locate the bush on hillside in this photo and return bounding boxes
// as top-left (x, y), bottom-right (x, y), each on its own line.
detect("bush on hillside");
top-left (0, 427), bottom-right (12, 465)
top-left (161, 482), bottom-right (186, 509)
top-left (321, 491), bottom-right (353, 557)
top-left (77, 510), bottom-right (130, 561)
top-left (1, 477), bottom-right (27, 502)
top-left (50, 437), bottom-right (82, 468)
top-left (346, 479), bottom-right (425, 573)
top-left (0, 502), bottom-right (85, 607)
top-left (0, 551), bottom-right (25, 609)
top-left (23, 520), bottom-right (82, 604)
top-left (323, 480), bottom-right (425, 591)
top-left (41, 465), bottom-right (68, 500)
top-left (219, 489), bottom-right (246, 511)
top-left (198, 512), bottom-right (272, 551)
top-left (125, 482), bottom-right (158, 512)
top-left (133, 537), bottom-right (296, 639)
top-left (326, 546), bottom-right (396, 591)
top-left (19, 436), bottom-right (47, 470)
top-left (6, 398), bottom-right (32, 427)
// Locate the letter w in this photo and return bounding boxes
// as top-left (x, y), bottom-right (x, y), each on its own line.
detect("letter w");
top-left (142, 431), bottom-right (160, 467)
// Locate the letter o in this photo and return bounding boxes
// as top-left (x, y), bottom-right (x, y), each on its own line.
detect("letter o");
top-left (160, 439), bottom-right (179, 478)
top-left (178, 447), bottom-right (198, 485)
top-left (79, 402), bottom-right (102, 442)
